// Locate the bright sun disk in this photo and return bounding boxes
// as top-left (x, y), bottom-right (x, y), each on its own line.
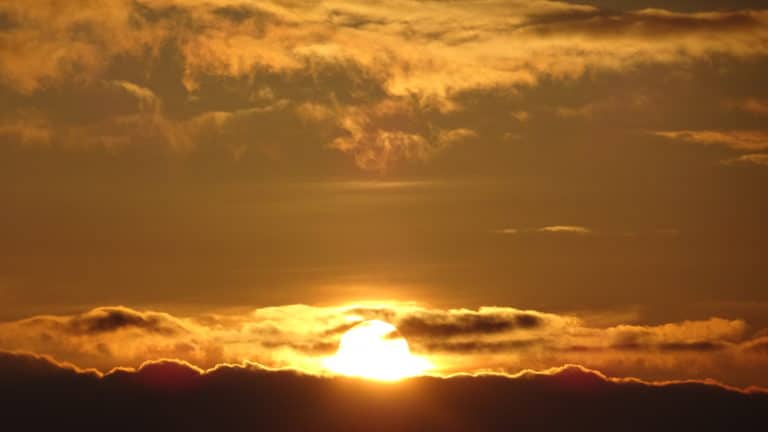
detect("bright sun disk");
top-left (324, 320), bottom-right (431, 381)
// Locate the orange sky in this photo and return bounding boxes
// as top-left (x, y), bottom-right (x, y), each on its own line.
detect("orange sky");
top-left (1, 0), bottom-right (767, 390)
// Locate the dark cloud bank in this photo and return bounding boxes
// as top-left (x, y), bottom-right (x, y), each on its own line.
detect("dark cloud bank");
top-left (1, 351), bottom-right (765, 431)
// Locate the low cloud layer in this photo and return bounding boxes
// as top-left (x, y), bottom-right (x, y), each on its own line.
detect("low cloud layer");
top-left (1, 351), bottom-right (766, 431)
top-left (2, 304), bottom-right (768, 387)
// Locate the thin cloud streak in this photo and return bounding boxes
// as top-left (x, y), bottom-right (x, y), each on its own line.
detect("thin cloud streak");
top-left (653, 130), bottom-right (768, 151)
top-left (726, 98), bottom-right (768, 116)
top-left (722, 153), bottom-right (768, 166)
top-left (538, 225), bottom-right (592, 234)
top-left (496, 225), bottom-right (592, 235)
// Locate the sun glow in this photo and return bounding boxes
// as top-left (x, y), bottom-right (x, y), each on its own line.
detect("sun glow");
top-left (324, 320), bottom-right (431, 381)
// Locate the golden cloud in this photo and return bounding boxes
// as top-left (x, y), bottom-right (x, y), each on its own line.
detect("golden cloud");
top-left (3, 1), bottom-right (767, 100)
top-left (538, 225), bottom-right (592, 234)
top-left (2, 304), bottom-right (767, 387)
top-left (654, 130), bottom-right (768, 151)
top-left (722, 153), bottom-right (768, 166)
top-left (497, 225), bottom-right (592, 235)
top-left (1, 1), bottom-right (767, 169)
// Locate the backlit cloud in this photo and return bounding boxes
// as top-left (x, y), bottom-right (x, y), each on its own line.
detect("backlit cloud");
top-left (2, 304), bottom-right (767, 387)
top-left (2, 1), bottom-right (768, 169)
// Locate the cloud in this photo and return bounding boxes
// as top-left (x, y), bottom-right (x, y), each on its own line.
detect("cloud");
top-left (653, 130), bottom-right (768, 151)
top-left (555, 94), bottom-right (651, 119)
top-left (538, 225), bottom-right (592, 234)
top-left (496, 225), bottom-right (592, 235)
top-left (60, 306), bottom-right (186, 336)
top-left (2, 304), bottom-right (768, 387)
top-left (726, 98), bottom-right (768, 116)
top-left (496, 228), bottom-right (520, 234)
top-left (0, 117), bottom-right (51, 146)
top-left (419, 338), bottom-right (544, 354)
top-left (396, 310), bottom-right (544, 338)
top-left (1, 1), bottom-right (768, 169)
top-left (325, 98), bottom-right (477, 171)
top-left (722, 153), bottom-right (768, 166)
top-left (5, 2), bottom-right (760, 96)
top-left (1, 351), bottom-right (766, 431)
top-left (743, 337), bottom-right (768, 353)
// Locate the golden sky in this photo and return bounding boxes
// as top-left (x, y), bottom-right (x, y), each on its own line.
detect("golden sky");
top-left (1, 0), bottom-right (768, 402)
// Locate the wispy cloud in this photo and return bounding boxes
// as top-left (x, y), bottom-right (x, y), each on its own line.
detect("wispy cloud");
top-left (726, 98), bottom-right (768, 116)
top-left (496, 228), bottom-right (520, 235)
top-left (722, 153), bottom-right (768, 166)
top-left (538, 225), bottom-right (592, 234)
top-left (323, 99), bottom-right (478, 171)
top-left (496, 226), bottom-right (592, 235)
top-left (653, 130), bottom-right (768, 151)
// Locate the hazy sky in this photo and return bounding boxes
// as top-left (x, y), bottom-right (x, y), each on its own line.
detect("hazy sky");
top-left (6, 9), bottom-right (768, 425)
top-left (1, 0), bottom-right (768, 386)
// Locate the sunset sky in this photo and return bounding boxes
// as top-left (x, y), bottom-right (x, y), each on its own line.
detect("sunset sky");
top-left (1, 0), bottom-right (768, 428)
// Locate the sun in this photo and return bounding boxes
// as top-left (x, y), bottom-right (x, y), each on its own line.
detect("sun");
top-left (324, 320), bottom-right (431, 381)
